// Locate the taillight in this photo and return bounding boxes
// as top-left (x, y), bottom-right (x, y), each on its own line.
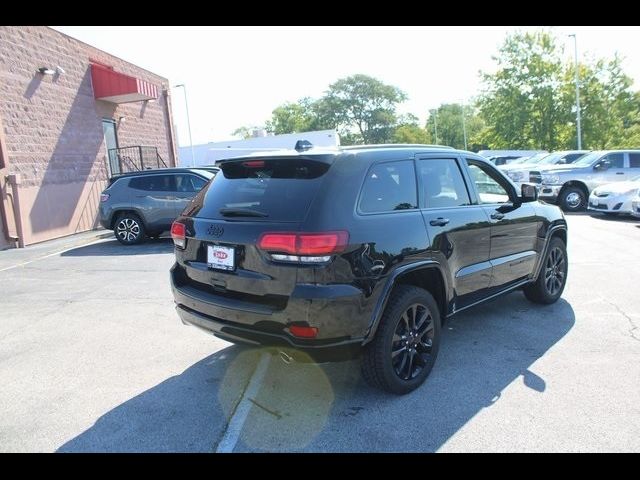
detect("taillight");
top-left (171, 221), bottom-right (186, 249)
top-left (257, 231), bottom-right (348, 263)
top-left (100, 193), bottom-right (110, 202)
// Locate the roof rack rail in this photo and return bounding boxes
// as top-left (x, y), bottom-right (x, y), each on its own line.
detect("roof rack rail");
top-left (341, 144), bottom-right (455, 150)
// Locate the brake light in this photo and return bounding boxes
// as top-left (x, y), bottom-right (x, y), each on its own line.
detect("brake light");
top-left (257, 231), bottom-right (348, 263)
top-left (242, 160), bottom-right (265, 168)
top-left (171, 221), bottom-right (186, 248)
top-left (100, 193), bottom-right (110, 202)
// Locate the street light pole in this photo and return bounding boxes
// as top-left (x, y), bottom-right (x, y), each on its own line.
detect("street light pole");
top-left (431, 109), bottom-right (439, 144)
top-left (569, 34), bottom-right (582, 150)
top-left (461, 102), bottom-right (468, 150)
top-left (173, 84), bottom-right (195, 167)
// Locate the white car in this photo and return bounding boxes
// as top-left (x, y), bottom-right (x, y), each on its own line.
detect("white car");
top-left (588, 174), bottom-right (640, 215)
top-left (632, 193), bottom-right (640, 218)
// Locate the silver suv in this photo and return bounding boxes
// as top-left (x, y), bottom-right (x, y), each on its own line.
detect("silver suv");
top-left (99, 168), bottom-right (217, 245)
top-left (530, 150), bottom-right (640, 212)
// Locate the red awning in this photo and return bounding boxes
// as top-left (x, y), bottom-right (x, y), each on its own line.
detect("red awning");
top-left (91, 64), bottom-right (159, 104)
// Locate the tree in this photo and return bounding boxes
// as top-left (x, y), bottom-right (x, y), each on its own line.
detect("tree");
top-left (392, 114), bottom-right (431, 144)
top-left (323, 74), bottom-right (407, 144)
top-left (562, 56), bottom-right (638, 149)
top-left (477, 31), bottom-right (569, 150)
top-left (231, 126), bottom-right (256, 139)
top-left (425, 104), bottom-right (485, 150)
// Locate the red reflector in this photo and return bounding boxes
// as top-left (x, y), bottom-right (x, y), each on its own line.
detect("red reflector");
top-left (289, 325), bottom-right (318, 338)
top-left (242, 160), bottom-right (265, 168)
top-left (257, 231), bottom-right (349, 255)
top-left (171, 221), bottom-right (185, 238)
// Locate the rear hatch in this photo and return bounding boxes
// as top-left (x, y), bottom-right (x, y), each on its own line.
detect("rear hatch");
top-left (173, 156), bottom-right (334, 311)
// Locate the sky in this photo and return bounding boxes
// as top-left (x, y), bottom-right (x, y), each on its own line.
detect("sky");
top-left (52, 26), bottom-right (640, 147)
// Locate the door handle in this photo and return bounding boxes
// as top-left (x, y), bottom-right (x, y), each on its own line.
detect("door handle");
top-left (616, 172), bottom-right (624, 175)
top-left (490, 212), bottom-right (505, 220)
top-left (429, 217), bottom-right (450, 226)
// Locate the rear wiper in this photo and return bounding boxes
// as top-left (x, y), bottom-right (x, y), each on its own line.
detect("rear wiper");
top-left (219, 208), bottom-right (268, 218)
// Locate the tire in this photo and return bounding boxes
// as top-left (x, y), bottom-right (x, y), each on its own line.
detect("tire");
top-left (114, 213), bottom-right (146, 245)
top-left (362, 285), bottom-right (441, 395)
top-left (523, 236), bottom-right (568, 304)
top-left (559, 186), bottom-right (586, 212)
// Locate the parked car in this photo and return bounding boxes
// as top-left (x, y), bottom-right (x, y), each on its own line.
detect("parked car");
top-left (169, 144), bottom-right (568, 394)
top-left (477, 150), bottom-right (547, 166)
top-left (100, 167), bottom-right (217, 245)
top-left (503, 150), bottom-right (589, 183)
top-left (530, 150), bottom-right (640, 212)
top-left (632, 193), bottom-right (640, 218)
top-left (588, 174), bottom-right (640, 215)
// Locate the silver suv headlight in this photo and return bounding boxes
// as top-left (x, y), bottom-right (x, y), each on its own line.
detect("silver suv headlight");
top-left (541, 174), bottom-right (560, 185)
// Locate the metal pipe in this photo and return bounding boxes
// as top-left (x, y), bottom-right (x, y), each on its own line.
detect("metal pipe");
top-left (7, 175), bottom-right (25, 248)
top-left (569, 34), bottom-right (582, 150)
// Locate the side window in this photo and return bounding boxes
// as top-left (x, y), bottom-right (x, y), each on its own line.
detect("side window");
top-left (465, 160), bottom-right (511, 204)
top-left (629, 153), bottom-right (640, 168)
top-left (359, 160), bottom-right (417, 213)
top-left (130, 175), bottom-right (176, 192)
top-left (603, 153), bottom-right (624, 168)
top-left (565, 153), bottom-right (585, 163)
top-left (129, 176), bottom-right (153, 191)
top-left (419, 159), bottom-right (470, 208)
top-left (175, 174), bottom-right (207, 192)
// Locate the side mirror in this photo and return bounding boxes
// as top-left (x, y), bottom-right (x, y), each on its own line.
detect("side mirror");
top-left (594, 160), bottom-right (610, 171)
top-left (520, 183), bottom-right (538, 203)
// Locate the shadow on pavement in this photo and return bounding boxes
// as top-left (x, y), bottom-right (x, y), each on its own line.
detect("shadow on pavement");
top-left (61, 238), bottom-right (174, 257)
top-left (588, 213), bottom-right (640, 223)
top-left (57, 345), bottom-right (259, 452)
top-left (57, 292), bottom-right (575, 452)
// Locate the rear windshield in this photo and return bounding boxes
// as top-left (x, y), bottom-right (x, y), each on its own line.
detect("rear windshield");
top-left (194, 158), bottom-right (330, 222)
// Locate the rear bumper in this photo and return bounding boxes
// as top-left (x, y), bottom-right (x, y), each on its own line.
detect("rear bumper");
top-left (170, 263), bottom-right (366, 362)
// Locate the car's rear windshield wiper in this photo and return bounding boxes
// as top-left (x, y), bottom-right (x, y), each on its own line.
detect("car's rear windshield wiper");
top-left (219, 208), bottom-right (268, 218)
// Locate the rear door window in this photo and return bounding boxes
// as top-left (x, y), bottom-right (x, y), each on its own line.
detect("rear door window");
top-left (196, 158), bottom-right (331, 222)
top-left (359, 161), bottom-right (417, 213)
top-left (129, 175), bottom-right (176, 192)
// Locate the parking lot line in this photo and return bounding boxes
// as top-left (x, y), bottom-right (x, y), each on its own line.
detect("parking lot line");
top-left (215, 352), bottom-right (272, 453)
top-left (0, 239), bottom-right (108, 272)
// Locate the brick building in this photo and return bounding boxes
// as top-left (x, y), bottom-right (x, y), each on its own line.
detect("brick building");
top-left (0, 26), bottom-right (178, 249)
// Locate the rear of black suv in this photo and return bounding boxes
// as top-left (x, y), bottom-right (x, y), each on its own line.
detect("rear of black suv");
top-left (170, 153), bottom-right (368, 362)
top-left (170, 146), bottom-right (568, 394)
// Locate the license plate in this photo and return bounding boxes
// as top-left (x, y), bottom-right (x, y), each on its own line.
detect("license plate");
top-left (207, 245), bottom-right (235, 271)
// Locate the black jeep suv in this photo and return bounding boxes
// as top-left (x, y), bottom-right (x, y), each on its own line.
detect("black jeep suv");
top-left (170, 144), bottom-right (568, 394)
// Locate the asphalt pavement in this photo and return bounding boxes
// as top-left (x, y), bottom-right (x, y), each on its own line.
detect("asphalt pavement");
top-left (0, 214), bottom-right (638, 452)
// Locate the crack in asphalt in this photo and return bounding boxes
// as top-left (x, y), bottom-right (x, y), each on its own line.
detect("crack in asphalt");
top-left (605, 300), bottom-right (640, 343)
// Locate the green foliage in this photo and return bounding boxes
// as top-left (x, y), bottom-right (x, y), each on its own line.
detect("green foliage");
top-left (425, 104), bottom-right (485, 150)
top-left (231, 126), bottom-right (255, 139)
top-left (477, 31), bottom-right (640, 151)
top-left (477, 31), bottom-right (568, 150)
top-left (392, 114), bottom-right (431, 144)
top-left (323, 74), bottom-right (407, 144)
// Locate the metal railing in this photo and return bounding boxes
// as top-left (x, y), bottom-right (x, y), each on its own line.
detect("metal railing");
top-left (107, 146), bottom-right (167, 176)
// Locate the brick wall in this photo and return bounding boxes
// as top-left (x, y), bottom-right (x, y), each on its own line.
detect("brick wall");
top-left (0, 26), bottom-right (177, 245)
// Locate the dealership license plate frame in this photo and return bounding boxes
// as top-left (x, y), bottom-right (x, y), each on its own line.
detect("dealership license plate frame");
top-left (207, 244), bottom-right (235, 271)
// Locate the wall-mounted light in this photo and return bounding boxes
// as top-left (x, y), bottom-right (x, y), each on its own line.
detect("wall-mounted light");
top-left (37, 67), bottom-right (55, 75)
top-left (118, 116), bottom-right (126, 123)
